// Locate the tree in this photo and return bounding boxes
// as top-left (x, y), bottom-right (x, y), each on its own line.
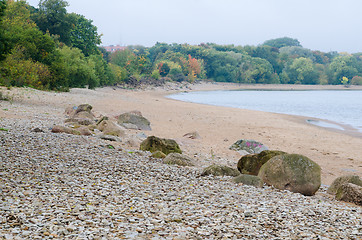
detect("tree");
top-left (68, 13), bottom-right (101, 56)
top-left (34, 0), bottom-right (72, 45)
top-left (1, 0), bottom-right (55, 63)
top-left (282, 57), bottom-right (319, 84)
top-left (0, 0), bottom-right (6, 59)
top-left (327, 55), bottom-right (358, 85)
top-left (263, 37), bottom-right (302, 49)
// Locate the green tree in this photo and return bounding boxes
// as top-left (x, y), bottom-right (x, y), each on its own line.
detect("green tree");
top-left (34, 0), bottom-right (72, 45)
top-left (68, 13), bottom-right (101, 56)
top-left (1, 0), bottom-right (55, 63)
top-left (327, 55), bottom-right (358, 85)
top-left (263, 37), bottom-right (301, 49)
top-left (282, 57), bottom-right (319, 84)
top-left (0, 0), bottom-right (7, 60)
top-left (55, 46), bottom-right (97, 88)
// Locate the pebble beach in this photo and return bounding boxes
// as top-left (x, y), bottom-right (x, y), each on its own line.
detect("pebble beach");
top-left (0, 85), bottom-right (361, 239)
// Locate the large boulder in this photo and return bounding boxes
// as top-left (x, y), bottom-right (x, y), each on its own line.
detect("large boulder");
top-left (237, 150), bottom-right (287, 175)
top-left (163, 153), bottom-right (194, 166)
top-left (75, 104), bottom-right (93, 114)
top-left (118, 112), bottom-right (151, 131)
top-left (201, 164), bottom-right (240, 177)
top-left (140, 136), bottom-right (182, 155)
top-left (258, 154), bottom-right (321, 196)
top-left (335, 183), bottom-right (362, 206)
top-left (327, 175), bottom-right (362, 195)
top-left (233, 174), bottom-right (264, 188)
top-left (97, 120), bottom-right (125, 137)
top-left (230, 139), bottom-right (268, 154)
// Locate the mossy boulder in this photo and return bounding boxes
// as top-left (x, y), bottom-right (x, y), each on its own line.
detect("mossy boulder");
top-left (335, 183), bottom-right (362, 206)
top-left (75, 104), bottom-right (93, 114)
top-left (230, 139), bottom-right (268, 154)
top-left (258, 154), bottom-right (321, 196)
top-left (118, 112), bottom-right (151, 131)
top-left (233, 174), bottom-right (264, 188)
top-left (163, 153), bottom-right (194, 166)
top-left (140, 136), bottom-right (182, 155)
top-left (150, 151), bottom-right (167, 159)
top-left (327, 175), bottom-right (362, 195)
top-left (201, 164), bottom-right (240, 177)
top-left (237, 150), bottom-right (287, 176)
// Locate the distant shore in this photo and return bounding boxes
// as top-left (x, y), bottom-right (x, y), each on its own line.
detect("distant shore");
top-left (1, 82), bottom-right (361, 185)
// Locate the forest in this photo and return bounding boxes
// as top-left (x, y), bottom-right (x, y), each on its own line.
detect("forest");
top-left (1, 0), bottom-right (362, 91)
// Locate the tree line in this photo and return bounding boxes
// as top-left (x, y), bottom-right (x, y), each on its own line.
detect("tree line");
top-left (1, 0), bottom-right (362, 91)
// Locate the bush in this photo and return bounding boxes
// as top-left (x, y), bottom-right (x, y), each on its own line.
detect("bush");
top-left (351, 76), bottom-right (362, 85)
top-left (151, 69), bottom-right (160, 80)
top-left (0, 47), bottom-right (52, 89)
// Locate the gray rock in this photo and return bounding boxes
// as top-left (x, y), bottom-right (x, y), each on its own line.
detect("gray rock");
top-left (258, 154), bottom-right (321, 196)
top-left (327, 175), bottom-right (362, 195)
top-left (335, 183), bottom-right (362, 206)
top-left (230, 139), bottom-right (268, 154)
top-left (237, 150), bottom-right (287, 175)
top-left (140, 136), bottom-right (182, 155)
top-left (163, 153), bottom-right (194, 166)
top-left (233, 174), bottom-right (264, 187)
top-left (118, 112), bottom-right (151, 130)
top-left (201, 164), bottom-right (240, 177)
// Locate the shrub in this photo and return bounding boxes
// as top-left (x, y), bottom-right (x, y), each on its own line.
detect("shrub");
top-left (351, 76), bottom-right (362, 85)
top-left (151, 69), bottom-right (160, 80)
top-left (0, 47), bottom-right (52, 89)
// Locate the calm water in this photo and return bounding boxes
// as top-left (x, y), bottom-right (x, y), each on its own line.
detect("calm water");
top-left (168, 90), bottom-right (362, 132)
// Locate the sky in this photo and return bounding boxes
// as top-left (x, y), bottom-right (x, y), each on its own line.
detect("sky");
top-left (27, 0), bottom-right (362, 53)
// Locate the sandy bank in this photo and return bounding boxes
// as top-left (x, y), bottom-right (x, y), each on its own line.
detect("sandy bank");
top-left (1, 83), bottom-right (361, 185)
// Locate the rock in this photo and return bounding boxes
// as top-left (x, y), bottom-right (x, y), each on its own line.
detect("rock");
top-left (140, 136), bottom-right (182, 155)
top-left (96, 116), bottom-right (109, 125)
top-left (150, 151), bottom-right (167, 159)
top-left (51, 125), bottom-right (81, 135)
top-left (75, 104), bottom-right (93, 114)
top-left (97, 120), bottom-right (125, 137)
top-left (201, 164), bottom-right (240, 177)
top-left (73, 111), bottom-right (95, 120)
top-left (163, 153), bottom-right (194, 166)
top-left (118, 112), bottom-right (151, 130)
top-left (327, 175), bottom-right (362, 195)
top-left (335, 183), bottom-right (362, 206)
top-left (233, 174), bottom-right (264, 187)
top-left (97, 134), bottom-right (121, 142)
top-left (258, 154), bottom-right (321, 196)
top-left (229, 139), bottom-right (269, 154)
top-left (237, 150), bottom-right (287, 176)
top-left (65, 118), bottom-right (94, 126)
top-left (32, 127), bottom-right (44, 133)
top-left (183, 131), bottom-right (201, 139)
top-left (64, 106), bottom-right (77, 116)
top-left (78, 126), bottom-right (92, 136)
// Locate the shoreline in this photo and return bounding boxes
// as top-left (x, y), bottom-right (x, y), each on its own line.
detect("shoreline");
top-left (1, 82), bottom-right (362, 185)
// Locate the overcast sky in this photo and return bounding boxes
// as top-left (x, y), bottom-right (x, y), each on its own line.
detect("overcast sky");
top-left (27, 0), bottom-right (362, 53)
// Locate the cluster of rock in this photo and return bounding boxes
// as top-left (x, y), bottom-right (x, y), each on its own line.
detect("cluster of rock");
top-left (51, 106), bottom-right (360, 205)
top-left (327, 175), bottom-right (362, 206)
top-left (230, 139), bottom-right (361, 205)
top-left (51, 104), bottom-right (151, 144)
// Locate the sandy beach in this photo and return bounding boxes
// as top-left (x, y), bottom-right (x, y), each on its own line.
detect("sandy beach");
top-left (1, 83), bottom-right (362, 239)
top-left (1, 82), bottom-right (361, 185)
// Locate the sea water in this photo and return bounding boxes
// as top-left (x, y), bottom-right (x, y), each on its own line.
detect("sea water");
top-left (168, 90), bottom-right (362, 133)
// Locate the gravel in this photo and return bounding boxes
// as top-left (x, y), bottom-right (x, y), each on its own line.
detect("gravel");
top-left (0, 101), bottom-right (361, 239)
